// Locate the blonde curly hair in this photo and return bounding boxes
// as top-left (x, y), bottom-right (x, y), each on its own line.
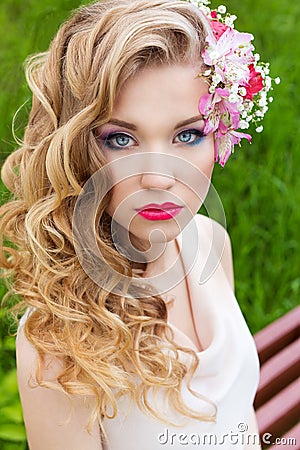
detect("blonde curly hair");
top-left (0, 0), bottom-right (216, 430)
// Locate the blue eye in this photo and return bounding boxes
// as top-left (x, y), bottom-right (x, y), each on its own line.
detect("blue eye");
top-left (104, 133), bottom-right (136, 150)
top-left (175, 129), bottom-right (204, 146)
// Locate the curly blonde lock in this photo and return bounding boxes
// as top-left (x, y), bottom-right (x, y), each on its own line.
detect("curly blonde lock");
top-left (0, 0), bottom-right (216, 432)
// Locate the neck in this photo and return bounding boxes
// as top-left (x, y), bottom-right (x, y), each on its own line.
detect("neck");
top-left (143, 239), bottom-right (178, 278)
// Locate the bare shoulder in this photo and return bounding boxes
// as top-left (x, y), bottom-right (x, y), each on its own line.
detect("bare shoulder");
top-left (194, 214), bottom-right (235, 290)
top-left (16, 323), bottom-right (103, 450)
top-left (16, 321), bottom-right (63, 381)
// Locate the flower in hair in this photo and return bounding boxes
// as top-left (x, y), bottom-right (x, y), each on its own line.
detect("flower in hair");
top-left (188, 0), bottom-right (279, 166)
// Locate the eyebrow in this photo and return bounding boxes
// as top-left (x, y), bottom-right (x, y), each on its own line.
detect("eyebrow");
top-left (175, 115), bottom-right (204, 129)
top-left (107, 114), bottom-right (204, 131)
top-left (107, 118), bottom-right (138, 131)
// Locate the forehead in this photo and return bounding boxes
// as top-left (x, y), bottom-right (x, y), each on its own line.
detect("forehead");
top-left (111, 64), bottom-right (208, 129)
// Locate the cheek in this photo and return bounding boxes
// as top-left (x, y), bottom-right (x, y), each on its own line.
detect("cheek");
top-left (191, 136), bottom-right (215, 178)
top-left (105, 177), bottom-right (137, 218)
top-left (202, 135), bottom-right (215, 176)
top-left (182, 140), bottom-right (215, 207)
top-left (106, 185), bottom-right (125, 217)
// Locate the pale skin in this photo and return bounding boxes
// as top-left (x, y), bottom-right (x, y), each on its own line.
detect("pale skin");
top-left (17, 64), bottom-right (261, 449)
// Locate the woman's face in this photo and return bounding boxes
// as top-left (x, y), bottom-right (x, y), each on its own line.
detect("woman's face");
top-left (96, 64), bottom-right (214, 249)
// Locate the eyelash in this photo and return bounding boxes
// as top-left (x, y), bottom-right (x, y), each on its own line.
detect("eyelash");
top-left (174, 129), bottom-right (204, 146)
top-left (101, 128), bottom-right (205, 151)
top-left (103, 133), bottom-right (137, 150)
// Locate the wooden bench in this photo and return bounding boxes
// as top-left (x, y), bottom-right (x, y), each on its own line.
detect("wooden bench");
top-left (254, 305), bottom-right (300, 449)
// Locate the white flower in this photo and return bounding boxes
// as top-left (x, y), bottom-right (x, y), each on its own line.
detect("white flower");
top-left (258, 97), bottom-right (267, 108)
top-left (256, 126), bottom-right (264, 133)
top-left (239, 87), bottom-right (247, 97)
top-left (224, 14), bottom-right (237, 28)
top-left (212, 73), bottom-right (223, 84)
top-left (230, 84), bottom-right (239, 94)
top-left (275, 77), bottom-right (281, 85)
top-left (228, 93), bottom-right (239, 103)
top-left (269, 96), bottom-right (274, 103)
top-left (260, 91), bottom-right (267, 101)
top-left (239, 120), bottom-right (249, 129)
top-left (202, 69), bottom-right (212, 77)
top-left (218, 5), bottom-right (227, 14)
top-left (208, 50), bottom-right (220, 64)
top-left (243, 104), bottom-right (252, 114)
top-left (265, 76), bottom-right (272, 89)
top-left (254, 53), bottom-right (260, 62)
top-left (262, 105), bottom-right (269, 114)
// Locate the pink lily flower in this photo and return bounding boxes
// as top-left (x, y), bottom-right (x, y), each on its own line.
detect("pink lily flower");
top-left (203, 28), bottom-right (254, 67)
top-left (215, 124), bottom-right (252, 167)
top-left (199, 88), bottom-right (241, 135)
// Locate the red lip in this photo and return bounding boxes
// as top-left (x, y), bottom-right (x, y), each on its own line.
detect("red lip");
top-left (137, 202), bottom-right (182, 211)
top-left (135, 202), bottom-right (183, 221)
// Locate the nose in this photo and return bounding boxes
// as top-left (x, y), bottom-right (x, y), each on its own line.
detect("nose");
top-left (139, 153), bottom-right (176, 190)
top-left (140, 172), bottom-right (175, 190)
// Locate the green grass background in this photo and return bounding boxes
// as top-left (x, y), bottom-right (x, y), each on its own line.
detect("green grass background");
top-left (0, 0), bottom-right (299, 447)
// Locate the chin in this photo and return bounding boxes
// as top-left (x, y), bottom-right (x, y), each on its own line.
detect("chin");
top-left (129, 219), bottom-right (183, 246)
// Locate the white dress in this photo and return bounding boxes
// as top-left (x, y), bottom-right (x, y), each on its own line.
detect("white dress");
top-left (18, 215), bottom-right (260, 449)
top-left (101, 216), bottom-right (260, 449)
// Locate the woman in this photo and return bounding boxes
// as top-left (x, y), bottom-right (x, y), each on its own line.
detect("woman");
top-left (0, 0), bottom-right (275, 448)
